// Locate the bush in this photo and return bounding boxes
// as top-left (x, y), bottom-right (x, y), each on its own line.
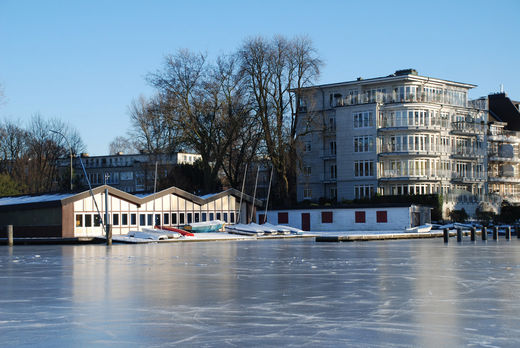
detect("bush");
top-left (449, 208), bottom-right (468, 223)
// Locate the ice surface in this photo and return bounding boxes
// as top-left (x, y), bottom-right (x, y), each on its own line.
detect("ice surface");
top-left (1, 239), bottom-right (520, 347)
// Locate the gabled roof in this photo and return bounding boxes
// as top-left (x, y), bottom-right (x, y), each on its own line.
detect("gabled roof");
top-left (0, 185), bottom-right (262, 210)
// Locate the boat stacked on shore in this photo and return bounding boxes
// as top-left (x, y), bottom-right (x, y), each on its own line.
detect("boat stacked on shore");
top-left (225, 223), bottom-right (303, 236)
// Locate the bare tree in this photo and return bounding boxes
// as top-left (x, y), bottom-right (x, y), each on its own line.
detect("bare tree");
top-left (108, 135), bottom-right (137, 155)
top-left (239, 35), bottom-right (322, 204)
top-left (146, 50), bottom-right (259, 193)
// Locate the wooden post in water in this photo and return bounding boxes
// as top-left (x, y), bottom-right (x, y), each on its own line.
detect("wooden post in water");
top-left (470, 227), bottom-right (476, 241)
top-left (505, 226), bottom-right (511, 240)
top-left (493, 226), bottom-right (498, 240)
top-left (482, 226), bottom-right (487, 241)
top-left (106, 224), bottom-right (112, 246)
top-left (7, 225), bottom-right (13, 247)
top-left (443, 228), bottom-right (449, 243)
top-left (456, 228), bottom-right (462, 242)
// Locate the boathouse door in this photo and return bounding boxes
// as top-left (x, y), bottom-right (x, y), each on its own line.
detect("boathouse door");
top-left (412, 212), bottom-right (420, 227)
top-left (301, 213), bottom-right (310, 231)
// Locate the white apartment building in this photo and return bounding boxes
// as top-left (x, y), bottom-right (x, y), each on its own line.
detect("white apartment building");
top-left (296, 69), bottom-right (505, 217)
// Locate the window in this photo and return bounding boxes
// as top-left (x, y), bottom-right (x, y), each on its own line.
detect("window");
top-left (163, 213), bottom-right (169, 225)
top-left (354, 160), bottom-right (374, 177)
top-left (303, 187), bottom-right (312, 199)
top-left (85, 214), bottom-right (92, 227)
top-left (209, 213), bottom-right (214, 221)
top-left (355, 184), bottom-right (375, 199)
top-left (202, 212), bottom-right (207, 221)
top-left (130, 213), bottom-right (136, 225)
top-left (304, 142), bottom-right (312, 152)
top-left (113, 213), bottom-right (119, 226)
top-left (330, 165), bottom-right (337, 179)
top-left (122, 214), bottom-right (128, 226)
top-left (376, 211), bottom-right (388, 223)
top-left (223, 213), bottom-right (228, 222)
top-left (355, 211), bottom-right (366, 223)
top-left (354, 136), bottom-right (374, 153)
top-left (258, 214), bottom-right (266, 224)
top-left (303, 166), bottom-right (312, 176)
top-left (353, 111), bottom-right (374, 128)
top-left (230, 212), bottom-right (235, 223)
top-left (147, 214), bottom-right (153, 226)
top-left (76, 215), bottom-right (83, 227)
top-left (187, 213), bottom-right (192, 223)
top-left (94, 215), bottom-right (101, 227)
top-left (278, 212), bottom-right (289, 224)
top-left (322, 211), bottom-right (333, 223)
top-left (216, 213), bottom-right (221, 220)
top-left (155, 214), bottom-right (160, 226)
top-left (171, 213), bottom-right (177, 225)
top-left (179, 213), bottom-right (185, 224)
top-left (329, 141), bottom-right (336, 155)
top-left (140, 214), bottom-right (145, 226)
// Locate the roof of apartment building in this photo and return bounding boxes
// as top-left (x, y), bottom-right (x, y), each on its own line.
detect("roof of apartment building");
top-left (488, 93), bottom-right (520, 131)
top-left (299, 69), bottom-right (477, 90)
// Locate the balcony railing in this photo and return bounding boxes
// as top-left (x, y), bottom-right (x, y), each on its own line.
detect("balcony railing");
top-left (488, 175), bottom-right (520, 183)
top-left (379, 145), bottom-right (447, 155)
top-left (451, 121), bottom-right (487, 134)
top-left (320, 151), bottom-right (337, 159)
top-left (332, 91), bottom-right (467, 108)
top-left (379, 170), bottom-right (485, 182)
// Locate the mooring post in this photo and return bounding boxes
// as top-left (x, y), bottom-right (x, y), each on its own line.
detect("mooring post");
top-left (7, 225), bottom-right (13, 247)
top-left (106, 224), bottom-right (112, 246)
top-left (482, 226), bottom-right (487, 241)
top-left (505, 226), bottom-right (511, 240)
top-left (456, 228), bottom-right (462, 242)
top-left (493, 226), bottom-right (498, 240)
top-left (443, 228), bottom-right (449, 243)
top-left (470, 227), bottom-right (476, 241)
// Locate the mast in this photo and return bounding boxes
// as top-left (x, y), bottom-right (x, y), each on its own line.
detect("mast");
top-left (250, 166), bottom-right (260, 223)
top-left (263, 166), bottom-right (274, 224)
top-left (237, 164), bottom-right (247, 224)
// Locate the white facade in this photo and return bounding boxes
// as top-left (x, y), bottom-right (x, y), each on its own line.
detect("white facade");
top-left (258, 205), bottom-right (429, 232)
top-left (296, 69), bottom-right (497, 217)
top-left (69, 186), bottom-right (252, 237)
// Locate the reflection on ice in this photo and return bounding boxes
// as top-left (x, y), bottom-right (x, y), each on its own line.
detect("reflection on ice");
top-left (1, 239), bottom-right (520, 346)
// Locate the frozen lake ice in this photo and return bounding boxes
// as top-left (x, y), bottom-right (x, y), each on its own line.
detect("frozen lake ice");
top-left (1, 238), bottom-right (520, 347)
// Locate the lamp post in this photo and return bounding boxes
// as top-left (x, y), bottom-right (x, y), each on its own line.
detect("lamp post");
top-left (50, 130), bottom-right (73, 191)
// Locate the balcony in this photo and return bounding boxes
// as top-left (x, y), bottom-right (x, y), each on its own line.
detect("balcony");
top-left (488, 152), bottom-right (520, 163)
top-left (488, 175), bottom-right (520, 183)
top-left (488, 129), bottom-right (520, 143)
top-left (379, 170), bottom-right (451, 180)
top-left (451, 174), bottom-right (486, 183)
top-left (451, 121), bottom-right (486, 135)
top-left (320, 174), bottom-right (337, 183)
top-left (320, 151), bottom-right (336, 159)
top-left (450, 148), bottom-right (486, 159)
top-left (333, 91), bottom-right (467, 108)
top-left (379, 145), bottom-right (445, 156)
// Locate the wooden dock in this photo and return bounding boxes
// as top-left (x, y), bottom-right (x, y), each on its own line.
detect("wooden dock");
top-left (315, 231), bottom-right (468, 242)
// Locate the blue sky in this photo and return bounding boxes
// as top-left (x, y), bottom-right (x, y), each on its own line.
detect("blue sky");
top-left (1, 0), bottom-right (519, 155)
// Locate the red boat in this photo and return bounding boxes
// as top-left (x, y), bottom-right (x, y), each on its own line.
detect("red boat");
top-left (155, 225), bottom-right (194, 237)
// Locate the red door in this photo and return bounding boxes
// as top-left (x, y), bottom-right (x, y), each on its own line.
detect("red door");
top-left (301, 213), bottom-right (310, 231)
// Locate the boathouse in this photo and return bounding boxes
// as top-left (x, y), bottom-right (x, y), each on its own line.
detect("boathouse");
top-left (0, 185), bottom-right (260, 238)
top-left (258, 204), bottom-right (431, 232)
